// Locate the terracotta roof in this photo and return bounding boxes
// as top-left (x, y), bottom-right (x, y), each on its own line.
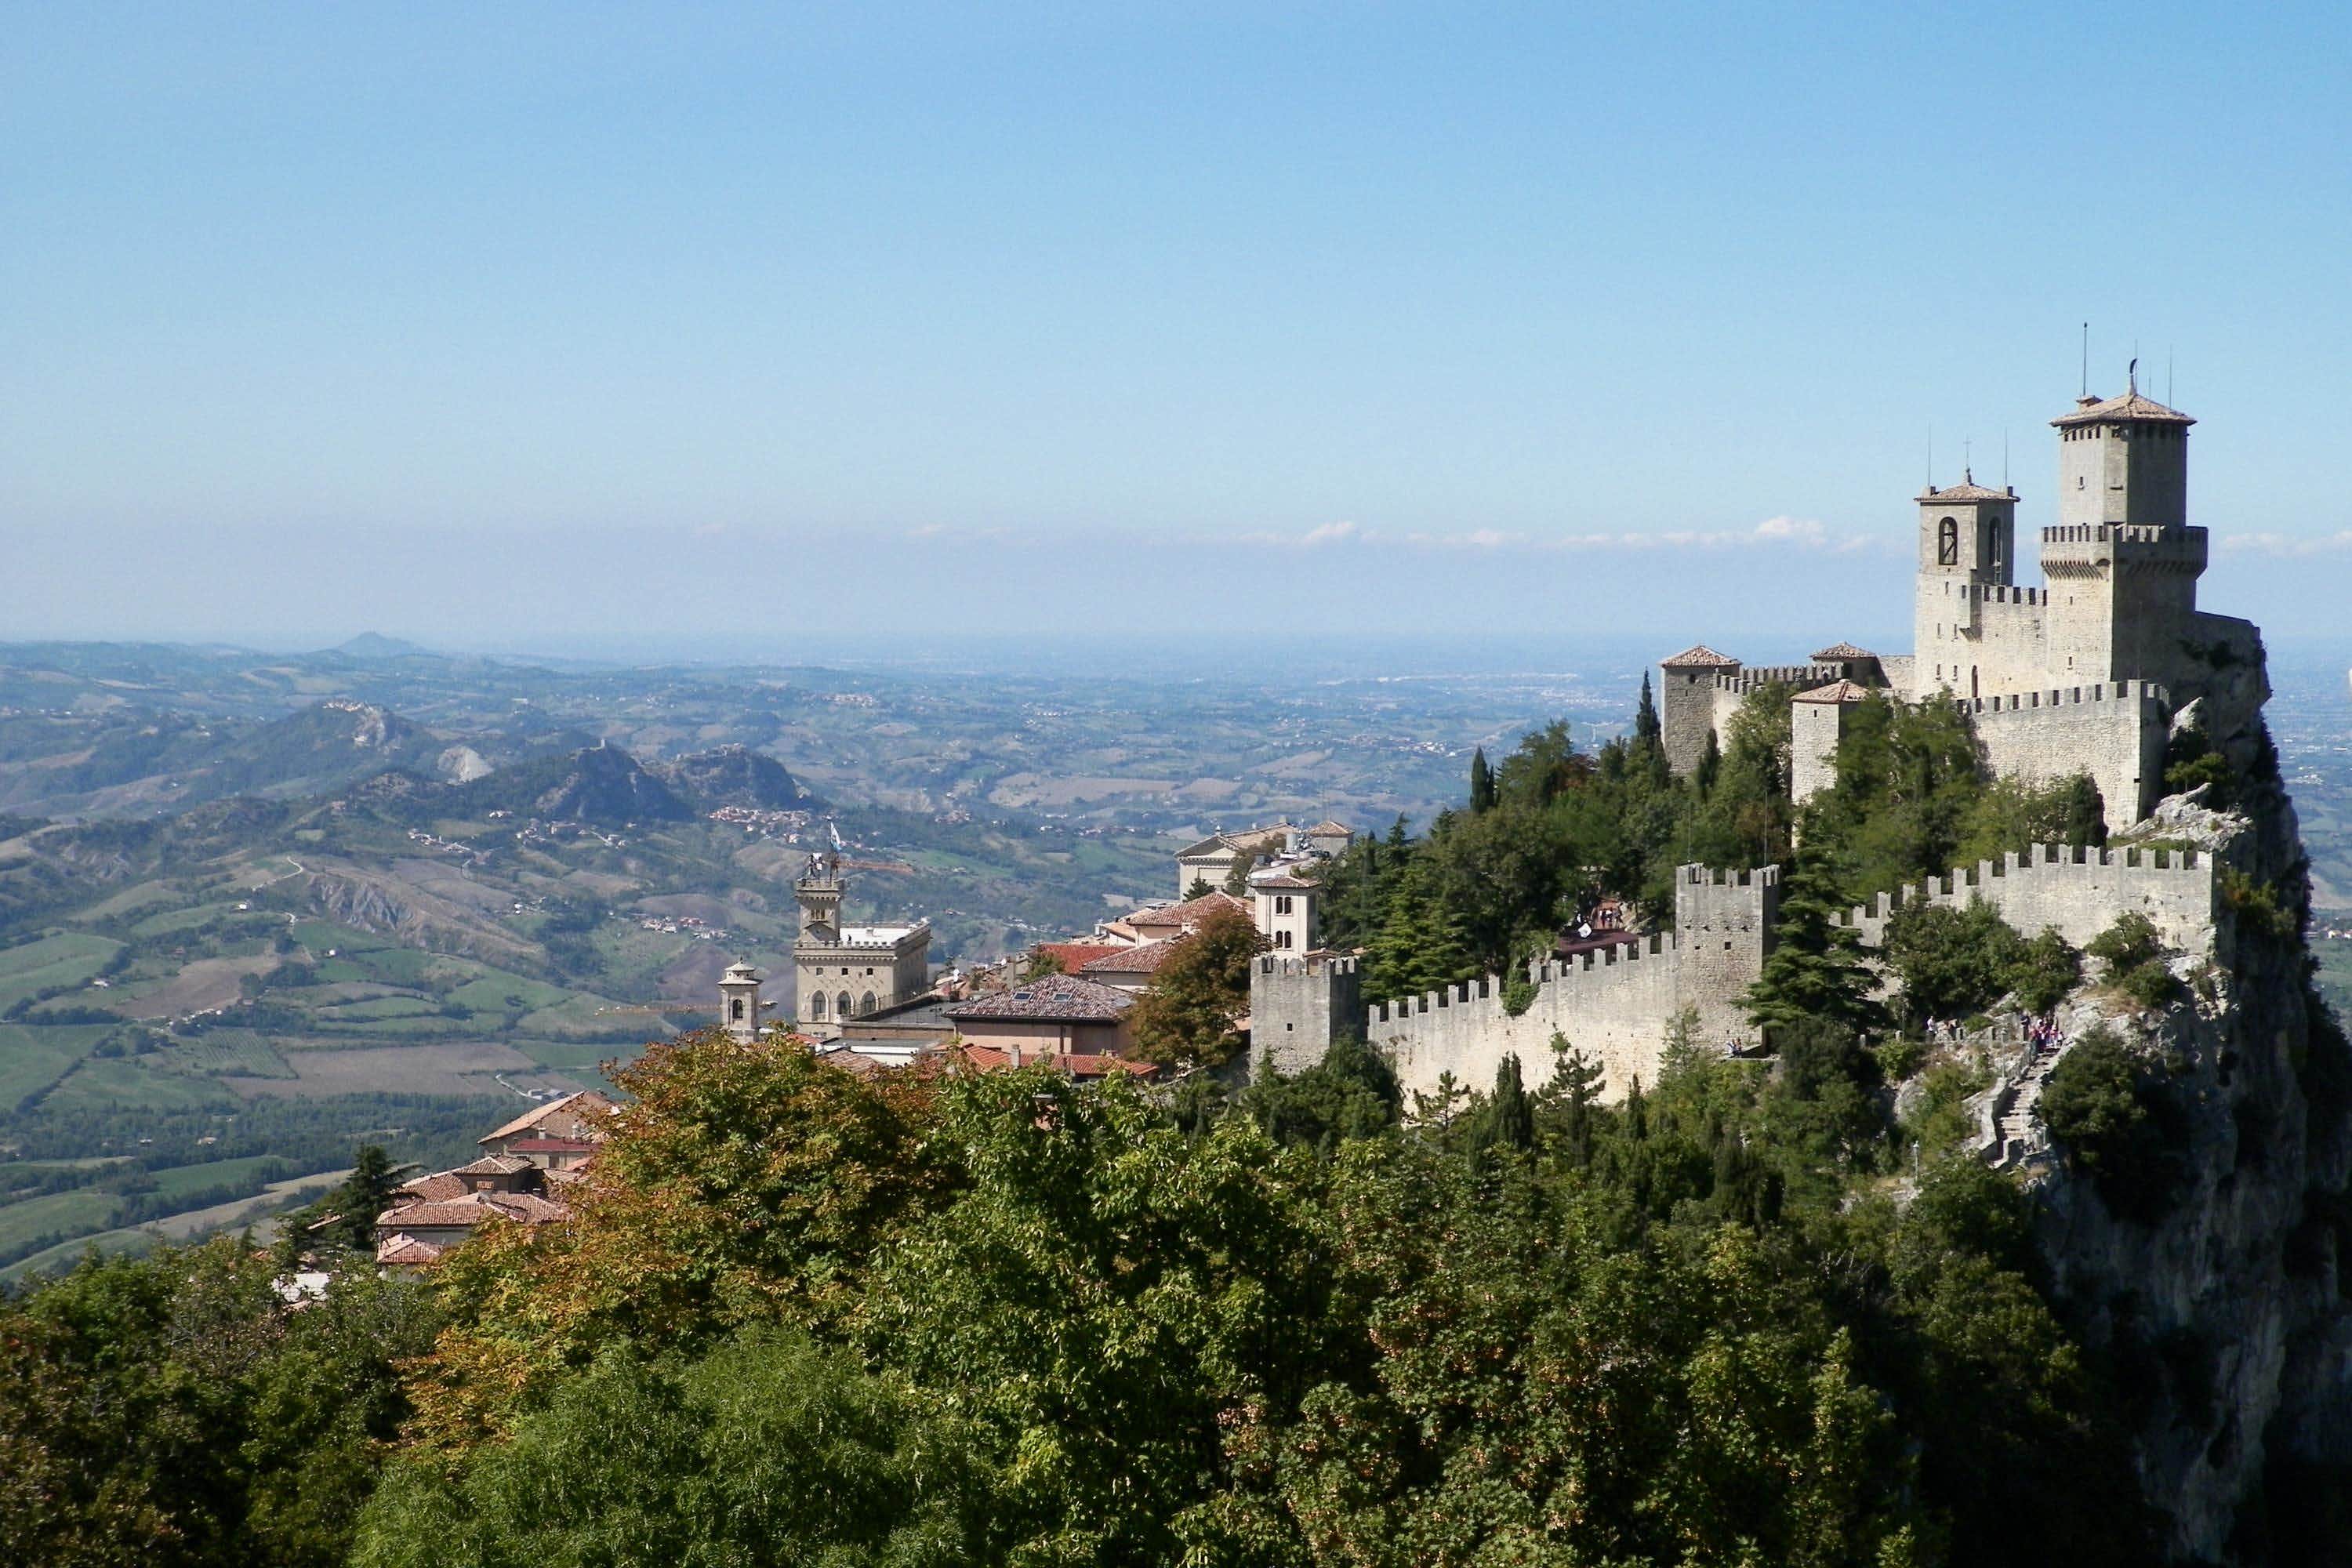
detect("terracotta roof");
top-left (1661, 644), bottom-right (1740, 669)
top-left (1247, 866), bottom-right (1317, 890)
top-left (1125, 891), bottom-right (1251, 931)
top-left (1082, 937), bottom-right (1186, 975)
top-left (949, 1042), bottom-right (1157, 1080)
top-left (375, 1234), bottom-right (447, 1266)
top-left (1810, 642), bottom-right (1876, 661)
top-left (480, 1091), bottom-right (618, 1145)
top-left (450, 1153), bottom-right (536, 1177)
top-left (1793, 680), bottom-right (1873, 704)
top-left (503, 1137), bottom-right (600, 1154)
top-left (1917, 477), bottom-right (2015, 502)
top-left (376, 1191), bottom-right (571, 1230)
top-left (2051, 390), bottom-right (2194, 427)
top-left (1177, 826), bottom-right (1290, 858)
top-left (1306, 820), bottom-right (1352, 837)
top-left (944, 975), bottom-right (1136, 1022)
top-left (1034, 942), bottom-right (1127, 975)
top-left (392, 1172), bottom-right (470, 1204)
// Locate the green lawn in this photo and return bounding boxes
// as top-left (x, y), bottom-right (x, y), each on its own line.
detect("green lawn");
top-left (153, 1030), bottom-right (295, 1079)
top-left (129, 902), bottom-right (235, 938)
top-left (318, 995), bottom-right (444, 1020)
top-left (0, 1189), bottom-right (124, 1259)
top-left (0, 1023), bottom-right (118, 1109)
top-left (446, 971), bottom-right (575, 1014)
top-left (144, 1153), bottom-right (292, 1203)
top-left (514, 1037), bottom-right (639, 1074)
top-left (43, 1056), bottom-right (240, 1112)
top-left (0, 933), bottom-right (122, 1012)
top-left (74, 880), bottom-right (183, 922)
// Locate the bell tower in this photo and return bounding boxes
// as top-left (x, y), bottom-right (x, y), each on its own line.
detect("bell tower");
top-left (795, 851), bottom-right (843, 944)
top-left (1911, 470), bottom-right (2019, 696)
top-left (718, 960), bottom-right (764, 1042)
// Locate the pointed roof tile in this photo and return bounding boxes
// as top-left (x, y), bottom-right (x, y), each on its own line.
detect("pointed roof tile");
top-left (1660, 644), bottom-right (1740, 670)
top-left (2051, 390), bottom-right (2194, 427)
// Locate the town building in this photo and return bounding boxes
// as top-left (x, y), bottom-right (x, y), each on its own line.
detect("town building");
top-left (791, 851), bottom-right (931, 1040)
top-left (942, 973), bottom-right (1138, 1059)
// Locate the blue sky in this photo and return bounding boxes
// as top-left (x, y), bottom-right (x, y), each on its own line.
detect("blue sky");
top-left (5, 2), bottom-right (2349, 655)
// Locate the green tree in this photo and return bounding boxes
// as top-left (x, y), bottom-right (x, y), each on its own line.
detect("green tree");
top-left (2038, 1026), bottom-right (2187, 1220)
top-left (1471, 1052), bottom-right (1534, 1152)
top-left (353, 1330), bottom-right (996, 1568)
top-left (2011, 927), bottom-right (2084, 1014)
top-left (1746, 854), bottom-right (1888, 1042)
top-left (1130, 902), bottom-right (1267, 1069)
top-left (1635, 670), bottom-right (1663, 750)
top-left (1468, 746), bottom-right (1497, 813)
top-left (1882, 900), bottom-right (2028, 1029)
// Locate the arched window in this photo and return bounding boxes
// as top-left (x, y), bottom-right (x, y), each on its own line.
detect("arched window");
top-left (837, 991), bottom-right (853, 1020)
top-left (1937, 517), bottom-right (1959, 565)
top-left (860, 991), bottom-right (876, 1015)
top-left (1987, 521), bottom-right (2005, 571)
top-left (729, 997), bottom-right (745, 1022)
top-left (808, 992), bottom-right (826, 1020)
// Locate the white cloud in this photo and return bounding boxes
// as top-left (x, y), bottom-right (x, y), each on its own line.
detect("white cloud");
top-left (1300, 520), bottom-right (1359, 547)
top-left (2218, 531), bottom-right (2352, 557)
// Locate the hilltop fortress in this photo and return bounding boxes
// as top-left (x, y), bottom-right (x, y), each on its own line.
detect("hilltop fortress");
top-left (1256, 378), bottom-right (2264, 1101)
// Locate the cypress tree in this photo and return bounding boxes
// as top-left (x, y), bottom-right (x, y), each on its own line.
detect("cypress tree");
top-left (1478, 1053), bottom-right (1534, 1151)
top-left (1635, 672), bottom-right (1662, 750)
top-left (1468, 747), bottom-right (1497, 814)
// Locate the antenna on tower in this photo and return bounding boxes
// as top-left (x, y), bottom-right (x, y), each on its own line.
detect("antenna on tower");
top-left (2002, 428), bottom-right (2009, 488)
top-left (2081, 323), bottom-right (2089, 396)
top-left (1963, 438), bottom-right (1972, 482)
top-left (1926, 426), bottom-right (1933, 488)
top-left (2168, 348), bottom-right (2175, 405)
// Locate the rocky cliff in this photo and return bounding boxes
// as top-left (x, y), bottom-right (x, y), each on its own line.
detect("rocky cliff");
top-left (2009, 631), bottom-right (2352, 1563)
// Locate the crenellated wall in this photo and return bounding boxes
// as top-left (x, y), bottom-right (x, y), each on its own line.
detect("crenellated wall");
top-left (1964, 680), bottom-right (2170, 832)
top-left (1831, 840), bottom-right (2216, 956)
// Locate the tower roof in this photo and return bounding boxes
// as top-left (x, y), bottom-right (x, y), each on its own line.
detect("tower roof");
top-left (1660, 644), bottom-right (1740, 669)
top-left (1810, 642), bottom-right (1876, 662)
top-left (1917, 474), bottom-right (2015, 503)
top-left (2051, 390), bottom-right (2194, 428)
top-left (1792, 680), bottom-right (1872, 705)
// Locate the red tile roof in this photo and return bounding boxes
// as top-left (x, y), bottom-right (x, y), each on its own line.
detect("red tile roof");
top-left (1033, 942), bottom-right (1127, 975)
top-left (375, 1234), bottom-right (447, 1267)
top-left (1793, 679), bottom-right (1873, 704)
top-left (1125, 891), bottom-right (1250, 931)
top-left (481, 1091), bottom-right (619, 1145)
top-left (1810, 642), bottom-right (1877, 661)
top-left (1081, 937), bottom-right (1186, 976)
top-left (1661, 644), bottom-right (1740, 669)
top-left (504, 1137), bottom-right (601, 1154)
top-left (949, 1042), bottom-right (1157, 1080)
top-left (376, 1191), bottom-right (571, 1230)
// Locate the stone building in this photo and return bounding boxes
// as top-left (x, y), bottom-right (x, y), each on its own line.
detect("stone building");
top-left (1659, 376), bottom-right (2261, 836)
top-left (790, 851), bottom-right (931, 1040)
top-left (1254, 376), bottom-right (2251, 1108)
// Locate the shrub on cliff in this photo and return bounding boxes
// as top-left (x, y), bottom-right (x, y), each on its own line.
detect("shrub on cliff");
top-left (2039, 1025), bottom-right (2188, 1219)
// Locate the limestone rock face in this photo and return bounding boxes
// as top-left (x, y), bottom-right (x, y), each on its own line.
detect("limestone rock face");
top-left (2020, 645), bottom-right (2352, 1560)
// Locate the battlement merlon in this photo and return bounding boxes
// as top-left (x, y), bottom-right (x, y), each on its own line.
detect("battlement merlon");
top-left (2040, 522), bottom-right (2209, 578)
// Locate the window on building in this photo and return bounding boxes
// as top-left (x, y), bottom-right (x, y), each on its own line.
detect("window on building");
top-left (860, 992), bottom-right (876, 1015)
top-left (837, 991), bottom-right (853, 1018)
top-left (1938, 517), bottom-right (1958, 565)
top-left (730, 998), bottom-right (744, 1021)
top-left (810, 993), bottom-right (826, 1019)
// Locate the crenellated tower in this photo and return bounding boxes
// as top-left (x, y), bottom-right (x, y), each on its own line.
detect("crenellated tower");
top-left (2041, 379), bottom-right (2205, 683)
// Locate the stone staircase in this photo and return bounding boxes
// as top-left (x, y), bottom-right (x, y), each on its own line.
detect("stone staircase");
top-left (1980, 1022), bottom-right (2066, 1168)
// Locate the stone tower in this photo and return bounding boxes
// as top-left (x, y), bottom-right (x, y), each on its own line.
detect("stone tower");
top-left (1247, 951), bottom-right (1362, 1076)
top-left (1658, 644), bottom-right (1740, 776)
top-left (795, 852), bottom-right (844, 946)
top-left (1911, 470), bottom-right (2019, 699)
top-left (718, 960), bottom-right (764, 1042)
top-left (2042, 379), bottom-right (2203, 682)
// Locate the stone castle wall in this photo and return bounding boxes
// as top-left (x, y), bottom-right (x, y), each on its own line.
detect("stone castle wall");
top-left (1832, 841), bottom-right (2216, 956)
top-left (1964, 681), bottom-right (2169, 833)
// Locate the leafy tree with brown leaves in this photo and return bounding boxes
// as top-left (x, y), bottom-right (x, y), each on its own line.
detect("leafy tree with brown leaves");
top-left (1129, 903), bottom-right (1267, 1069)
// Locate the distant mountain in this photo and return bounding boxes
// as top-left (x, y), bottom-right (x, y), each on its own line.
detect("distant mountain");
top-left (444, 743), bottom-right (693, 825)
top-left (0, 701), bottom-right (445, 815)
top-left (199, 702), bottom-right (444, 799)
top-left (329, 632), bottom-right (436, 662)
top-left (652, 745), bottom-right (820, 812)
